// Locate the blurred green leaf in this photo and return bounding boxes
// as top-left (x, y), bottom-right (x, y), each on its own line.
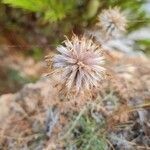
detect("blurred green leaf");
top-left (2, 0), bottom-right (76, 22)
top-left (136, 39), bottom-right (150, 54)
top-left (2, 0), bottom-right (42, 11)
top-left (25, 48), bottom-right (44, 61)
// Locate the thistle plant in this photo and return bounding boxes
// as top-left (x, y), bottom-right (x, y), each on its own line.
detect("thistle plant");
top-left (98, 7), bottom-right (127, 37)
top-left (50, 35), bottom-right (105, 94)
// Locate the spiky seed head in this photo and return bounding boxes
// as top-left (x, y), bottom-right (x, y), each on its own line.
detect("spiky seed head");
top-left (51, 35), bottom-right (105, 94)
top-left (98, 7), bottom-right (127, 36)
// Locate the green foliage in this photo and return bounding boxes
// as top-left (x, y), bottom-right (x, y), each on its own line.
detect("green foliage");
top-left (8, 68), bottom-right (38, 84)
top-left (83, 0), bottom-right (100, 20)
top-left (1, 0), bottom-right (149, 30)
top-left (2, 0), bottom-right (76, 22)
top-left (1, 0), bottom-right (149, 56)
top-left (8, 68), bottom-right (28, 84)
top-left (2, 0), bottom-right (42, 12)
top-left (65, 109), bottom-right (108, 150)
top-left (136, 39), bottom-right (150, 54)
top-left (25, 48), bottom-right (44, 61)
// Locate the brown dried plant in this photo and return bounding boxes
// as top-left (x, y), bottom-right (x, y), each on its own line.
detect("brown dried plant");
top-left (48, 35), bottom-right (106, 95)
top-left (98, 7), bottom-right (127, 36)
top-left (98, 7), bottom-right (127, 34)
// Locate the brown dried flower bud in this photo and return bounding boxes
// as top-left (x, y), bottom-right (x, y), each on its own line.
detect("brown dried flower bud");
top-left (50, 35), bottom-right (105, 94)
top-left (98, 7), bottom-right (127, 36)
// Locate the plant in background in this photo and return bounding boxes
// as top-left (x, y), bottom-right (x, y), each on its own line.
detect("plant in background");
top-left (1, 0), bottom-right (149, 32)
top-left (1, 0), bottom-right (149, 52)
top-left (66, 114), bottom-right (108, 150)
top-left (63, 103), bottom-right (113, 150)
top-left (98, 7), bottom-right (127, 37)
top-left (49, 35), bottom-right (105, 94)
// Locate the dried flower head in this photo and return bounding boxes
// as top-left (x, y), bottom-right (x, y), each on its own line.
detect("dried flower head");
top-left (51, 35), bottom-right (105, 94)
top-left (98, 7), bottom-right (127, 36)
